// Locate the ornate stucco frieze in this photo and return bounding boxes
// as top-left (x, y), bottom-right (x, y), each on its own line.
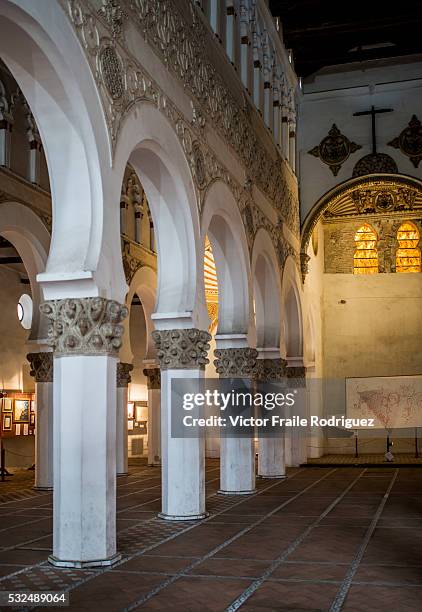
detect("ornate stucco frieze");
top-left (40, 297), bottom-right (128, 357)
top-left (142, 366), bottom-right (161, 389)
top-left (214, 347), bottom-right (258, 378)
top-left (152, 329), bottom-right (211, 370)
top-left (254, 358), bottom-right (287, 382)
top-left (63, 0), bottom-right (299, 236)
top-left (117, 361), bottom-right (133, 387)
top-left (26, 351), bottom-right (53, 383)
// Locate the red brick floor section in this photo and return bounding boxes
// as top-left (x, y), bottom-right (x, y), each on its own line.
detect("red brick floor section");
top-left (0, 461), bottom-right (421, 611)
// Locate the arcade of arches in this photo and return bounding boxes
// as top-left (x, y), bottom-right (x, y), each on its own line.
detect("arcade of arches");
top-left (0, 1), bottom-right (422, 610)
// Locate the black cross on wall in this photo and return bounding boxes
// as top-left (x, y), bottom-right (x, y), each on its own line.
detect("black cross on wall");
top-left (353, 105), bottom-right (393, 154)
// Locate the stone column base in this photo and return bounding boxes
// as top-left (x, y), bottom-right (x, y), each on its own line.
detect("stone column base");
top-left (218, 488), bottom-right (257, 495)
top-left (158, 511), bottom-right (209, 521)
top-left (257, 474), bottom-right (287, 480)
top-left (48, 552), bottom-right (122, 569)
top-left (117, 472), bottom-right (128, 477)
top-left (33, 485), bottom-right (53, 492)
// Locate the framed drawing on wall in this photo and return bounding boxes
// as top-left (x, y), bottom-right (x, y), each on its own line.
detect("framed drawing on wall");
top-left (3, 398), bottom-right (13, 412)
top-left (2, 414), bottom-right (12, 431)
top-left (14, 399), bottom-right (30, 423)
top-left (30, 413), bottom-right (35, 426)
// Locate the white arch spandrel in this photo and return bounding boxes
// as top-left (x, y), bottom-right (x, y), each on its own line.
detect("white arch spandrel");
top-left (281, 256), bottom-right (303, 362)
top-left (120, 266), bottom-right (158, 364)
top-left (114, 104), bottom-right (202, 328)
top-left (201, 181), bottom-right (252, 337)
top-left (0, 202), bottom-right (50, 341)
top-left (0, 1), bottom-right (125, 301)
top-left (252, 228), bottom-right (282, 354)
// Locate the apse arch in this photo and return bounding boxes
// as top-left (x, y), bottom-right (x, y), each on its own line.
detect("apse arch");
top-left (114, 103), bottom-right (201, 327)
top-left (251, 228), bottom-right (282, 352)
top-left (281, 256), bottom-right (303, 361)
top-left (201, 180), bottom-right (252, 336)
top-left (0, 202), bottom-right (50, 341)
top-left (301, 173), bottom-right (422, 259)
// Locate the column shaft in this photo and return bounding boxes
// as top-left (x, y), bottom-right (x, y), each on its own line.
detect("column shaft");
top-left (40, 297), bottom-right (127, 568)
top-left (143, 367), bottom-right (161, 466)
top-left (153, 328), bottom-right (210, 520)
top-left (214, 345), bottom-right (258, 495)
top-left (116, 363), bottom-right (133, 477)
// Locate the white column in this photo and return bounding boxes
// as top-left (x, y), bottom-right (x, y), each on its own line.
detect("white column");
top-left (27, 352), bottom-right (54, 490)
top-left (0, 119), bottom-right (12, 167)
top-left (256, 358), bottom-right (287, 479)
top-left (143, 366), bottom-right (161, 466)
top-left (41, 297), bottom-right (127, 568)
top-left (116, 363), bottom-right (133, 476)
top-left (153, 329), bottom-right (210, 520)
top-left (214, 339), bottom-right (257, 494)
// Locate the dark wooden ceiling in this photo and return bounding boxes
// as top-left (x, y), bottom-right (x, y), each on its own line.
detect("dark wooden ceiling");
top-left (269, 1), bottom-right (422, 78)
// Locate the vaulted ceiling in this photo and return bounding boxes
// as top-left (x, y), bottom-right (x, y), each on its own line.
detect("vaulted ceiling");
top-left (269, 1), bottom-right (422, 78)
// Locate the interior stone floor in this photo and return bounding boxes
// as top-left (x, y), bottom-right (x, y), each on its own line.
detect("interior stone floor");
top-left (0, 460), bottom-right (422, 611)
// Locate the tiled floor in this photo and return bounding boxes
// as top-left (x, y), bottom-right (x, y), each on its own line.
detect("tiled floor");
top-left (0, 461), bottom-right (422, 611)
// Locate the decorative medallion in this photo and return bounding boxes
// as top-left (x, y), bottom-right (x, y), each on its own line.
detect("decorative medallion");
top-left (352, 153), bottom-right (398, 177)
top-left (99, 46), bottom-right (124, 100)
top-left (308, 124), bottom-right (361, 176)
top-left (388, 115), bottom-right (422, 168)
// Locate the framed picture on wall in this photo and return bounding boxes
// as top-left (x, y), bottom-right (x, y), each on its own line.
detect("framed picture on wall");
top-left (2, 414), bottom-right (12, 431)
top-left (30, 413), bottom-right (35, 426)
top-left (3, 398), bottom-right (13, 412)
top-left (30, 400), bottom-right (36, 413)
top-left (14, 399), bottom-right (30, 423)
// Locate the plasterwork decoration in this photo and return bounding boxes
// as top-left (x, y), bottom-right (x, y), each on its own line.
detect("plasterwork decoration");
top-left (64, 0), bottom-right (299, 235)
top-left (388, 115), bottom-right (422, 168)
top-left (308, 124), bottom-right (361, 176)
top-left (214, 347), bottom-right (258, 378)
top-left (152, 329), bottom-right (211, 370)
top-left (40, 297), bottom-right (128, 357)
top-left (26, 352), bottom-right (53, 383)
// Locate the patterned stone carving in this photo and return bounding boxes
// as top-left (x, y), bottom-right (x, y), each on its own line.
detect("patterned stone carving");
top-left (26, 352), bottom-right (53, 383)
top-left (100, 45), bottom-right (124, 100)
top-left (143, 367), bottom-right (161, 389)
top-left (254, 358), bottom-right (287, 382)
top-left (388, 115), bottom-right (422, 168)
top-left (308, 124), bottom-right (361, 176)
top-left (117, 362), bottom-right (133, 387)
top-left (214, 348), bottom-right (258, 378)
top-left (40, 297), bottom-right (128, 356)
top-left (64, 0), bottom-right (300, 235)
top-left (99, 0), bottom-right (127, 39)
top-left (352, 153), bottom-right (398, 177)
top-left (152, 329), bottom-right (211, 370)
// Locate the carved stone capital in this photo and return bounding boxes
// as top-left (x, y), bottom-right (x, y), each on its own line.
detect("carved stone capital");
top-left (117, 362), bottom-right (133, 388)
top-left (143, 367), bottom-right (161, 389)
top-left (254, 358), bottom-right (287, 382)
top-left (40, 298), bottom-right (128, 357)
top-left (214, 348), bottom-right (258, 378)
top-left (26, 352), bottom-right (53, 383)
top-left (286, 366), bottom-right (307, 386)
top-left (152, 329), bottom-right (211, 370)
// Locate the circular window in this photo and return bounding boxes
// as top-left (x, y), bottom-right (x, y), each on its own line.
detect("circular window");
top-left (17, 294), bottom-right (33, 330)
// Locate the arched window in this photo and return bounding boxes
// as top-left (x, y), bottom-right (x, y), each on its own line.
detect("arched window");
top-left (353, 224), bottom-right (378, 274)
top-left (396, 221), bottom-right (421, 273)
